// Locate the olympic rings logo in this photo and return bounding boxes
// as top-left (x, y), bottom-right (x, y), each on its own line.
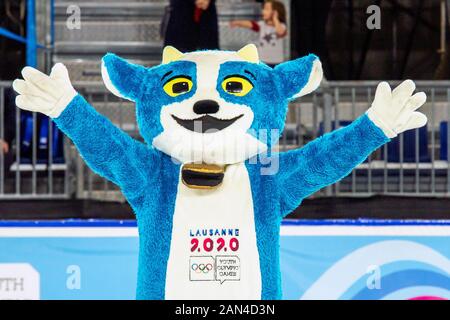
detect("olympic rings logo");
top-left (191, 263), bottom-right (213, 273)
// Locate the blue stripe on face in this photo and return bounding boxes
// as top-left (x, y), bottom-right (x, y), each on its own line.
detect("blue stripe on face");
top-left (136, 61), bottom-right (197, 144)
top-left (217, 61), bottom-right (288, 148)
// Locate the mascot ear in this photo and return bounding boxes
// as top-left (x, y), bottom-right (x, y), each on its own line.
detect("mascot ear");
top-left (236, 44), bottom-right (260, 63)
top-left (274, 54), bottom-right (323, 100)
top-left (162, 46), bottom-right (184, 64)
top-left (101, 53), bottom-right (147, 101)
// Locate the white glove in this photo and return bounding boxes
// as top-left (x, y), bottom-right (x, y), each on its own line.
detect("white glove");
top-left (13, 63), bottom-right (77, 119)
top-left (367, 80), bottom-right (427, 138)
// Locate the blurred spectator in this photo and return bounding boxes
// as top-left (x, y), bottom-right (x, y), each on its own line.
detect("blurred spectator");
top-left (163, 0), bottom-right (219, 52)
top-left (1, 87), bottom-right (16, 175)
top-left (230, 0), bottom-right (287, 67)
top-left (0, 139), bottom-right (7, 154)
top-left (290, 0), bottom-right (332, 78)
top-left (0, 1), bottom-right (26, 80)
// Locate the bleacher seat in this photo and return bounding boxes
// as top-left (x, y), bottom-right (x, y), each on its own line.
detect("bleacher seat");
top-left (317, 120), bottom-right (429, 164)
top-left (382, 125), bottom-right (429, 163)
top-left (440, 121), bottom-right (450, 160)
top-left (20, 113), bottom-right (65, 164)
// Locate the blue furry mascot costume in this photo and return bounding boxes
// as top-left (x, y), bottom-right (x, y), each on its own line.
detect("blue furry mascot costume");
top-left (13, 44), bottom-right (427, 299)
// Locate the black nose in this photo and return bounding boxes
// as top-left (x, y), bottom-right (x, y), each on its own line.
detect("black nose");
top-left (193, 100), bottom-right (219, 114)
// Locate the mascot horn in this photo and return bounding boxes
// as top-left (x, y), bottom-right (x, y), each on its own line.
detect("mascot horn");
top-left (13, 44), bottom-right (427, 299)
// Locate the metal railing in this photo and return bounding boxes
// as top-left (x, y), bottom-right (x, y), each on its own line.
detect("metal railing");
top-left (292, 80), bottom-right (450, 197)
top-left (2, 80), bottom-right (450, 201)
top-left (0, 81), bottom-right (70, 199)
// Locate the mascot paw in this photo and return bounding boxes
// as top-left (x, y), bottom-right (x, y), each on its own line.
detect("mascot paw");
top-left (367, 80), bottom-right (427, 138)
top-left (13, 63), bottom-right (77, 118)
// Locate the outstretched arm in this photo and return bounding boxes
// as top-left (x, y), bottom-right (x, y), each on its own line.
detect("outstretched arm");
top-left (230, 20), bottom-right (258, 31)
top-left (13, 64), bottom-right (154, 197)
top-left (278, 80), bottom-right (427, 217)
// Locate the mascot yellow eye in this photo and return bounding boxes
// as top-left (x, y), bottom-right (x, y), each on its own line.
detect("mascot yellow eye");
top-left (163, 77), bottom-right (193, 97)
top-left (222, 76), bottom-right (253, 96)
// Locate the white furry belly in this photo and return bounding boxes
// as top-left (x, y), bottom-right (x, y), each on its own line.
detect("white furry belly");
top-left (164, 163), bottom-right (262, 300)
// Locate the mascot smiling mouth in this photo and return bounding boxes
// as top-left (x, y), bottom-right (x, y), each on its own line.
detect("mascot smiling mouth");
top-left (171, 114), bottom-right (244, 133)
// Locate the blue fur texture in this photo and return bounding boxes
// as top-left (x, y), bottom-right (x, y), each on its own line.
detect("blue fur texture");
top-left (273, 54), bottom-right (318, 100)
top-left (104, 53), bottom-right (198, 145)
top-left (217, 55), bottom-right (318, 148)
top-left (245, 114), bottom-right (388, 300)
top-left (53, 95), bottom-right (181, 299)
top-left (277, 114), bottom-right (389, 216)
top-left (52, 51), bottom-right (390, 299)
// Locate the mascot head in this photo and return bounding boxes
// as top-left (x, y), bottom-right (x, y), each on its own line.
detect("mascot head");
top-left (101, 44), bottom-right (322, 165)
